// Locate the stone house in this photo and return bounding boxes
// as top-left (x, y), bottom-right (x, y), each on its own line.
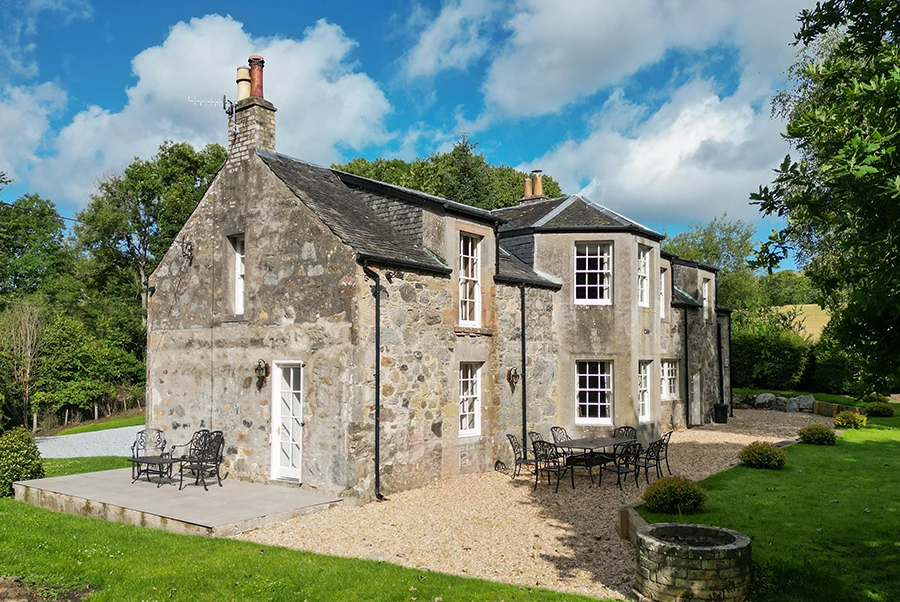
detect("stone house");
top-left (146, 57), bottom-right (731, 502)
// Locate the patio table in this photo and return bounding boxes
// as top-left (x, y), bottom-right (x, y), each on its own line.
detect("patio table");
top-left (555, 436), bottom-right (635, 453)
top-left (130, 455), bottom-right (178, 487)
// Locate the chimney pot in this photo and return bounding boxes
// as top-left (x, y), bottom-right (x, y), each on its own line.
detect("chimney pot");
top-left (236, 66), bottom-right (251, 101)
top-left (532, 170), bottom-right (544, 197)
top-left (248, 55), bottom-right (265, 99)
top-left (523, 177), bottom-right (533, 198)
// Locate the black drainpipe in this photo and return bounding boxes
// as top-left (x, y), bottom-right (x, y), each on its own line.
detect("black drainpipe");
top-left (361, 261), bottom-right (384, 501)
top-left (717, 320), bottom-right (724, 412)
top-left (683, 308), bottom-right (691, 427)
top-left (728, 313), bottom-right (734, 417)
top-left (520, 282), bottom-right (527, 460)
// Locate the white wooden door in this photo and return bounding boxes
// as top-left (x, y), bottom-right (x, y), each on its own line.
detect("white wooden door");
top-left (271, 363), bottom-right (304, 481)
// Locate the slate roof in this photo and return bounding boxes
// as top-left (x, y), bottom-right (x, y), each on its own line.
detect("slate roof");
top-left (258, 150), bottom-right (450, 274)
top-left (493, 195), bottom-right (663, 240)
top-left (495, 247), bottom-right (561, 290)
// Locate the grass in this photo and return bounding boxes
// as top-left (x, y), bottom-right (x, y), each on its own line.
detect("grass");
top-left (638, 425), bottom-right (900, 601)
top-left (43, 457), bottom-right (131, 478)
top-left (57, 415), bottom-right (145, 436)
top-left (3, 462), bottom-right (608, 602)
top-left (733, 388), bottom-right (863, 407)
top-left (777, 304), bottom-right (830, 341)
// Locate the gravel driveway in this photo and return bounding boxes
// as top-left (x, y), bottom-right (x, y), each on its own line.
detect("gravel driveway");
top-left (35, 425), bottom-right (143, 458)
top-left (236, 410), bottom-right (831, 600)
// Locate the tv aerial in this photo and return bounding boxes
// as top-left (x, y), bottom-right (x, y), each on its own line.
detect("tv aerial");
top-left (188, 95), bottom-right (236, 135)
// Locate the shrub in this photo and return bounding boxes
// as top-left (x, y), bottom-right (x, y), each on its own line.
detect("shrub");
top-left (739, 441), bottom-right (786, 469)
top-left (864, 401), bottom-right (894, 418)
top-left (731, 308), bottom-right (810, 389)
top-left (797, 423), bottom-right (836, 445)
top-left (809, 324), bottom-right (863, 394)
top-left (834, 410), bottom-right (867, 429)
top-left (0, 427), bottom-right (44, 497)
top-left (643, 476), bottom-right (707, 514)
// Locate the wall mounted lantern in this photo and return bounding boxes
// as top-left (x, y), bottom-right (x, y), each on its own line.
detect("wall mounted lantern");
top-left (255, 359), bottom-right (270, 389)
top-left (506, 367), bottom-right (520, 388)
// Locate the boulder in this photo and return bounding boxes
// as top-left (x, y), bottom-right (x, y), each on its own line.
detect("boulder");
top-left (786, 397), bottom-right (800, 412)
top-left (773, 397), bottom-right (787, 412)
top-left (755, 393), bottom-right (776, 409)
top-left (796, 395), bottom-right (815, 412)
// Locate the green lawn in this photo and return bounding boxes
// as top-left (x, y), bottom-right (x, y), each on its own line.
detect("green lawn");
top-left (57, 415), bottom-right (145, 436)
top-left (733, 388), bottom-right (863, 407)
top-left (43, 457), bottom-right (131, 477)
top-left (639, 426), bottom-right (900, 601)
top-left (3, 462), bottom-right (607, 602)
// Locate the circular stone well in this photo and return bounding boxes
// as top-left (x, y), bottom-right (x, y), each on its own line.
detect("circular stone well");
top-left (635, 523), bottom-right (751, 602)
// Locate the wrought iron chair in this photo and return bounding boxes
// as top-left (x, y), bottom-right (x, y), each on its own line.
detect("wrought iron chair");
top-left (506, 433), bottom-right (534, 478)
top-left (528, 431), bottom-right (545, 447)
top-left (598, 442), bottom-right (642, 490)
top-left (130, 428), bottom-right (170, 483)
top-left (658, 430), bottom-right (674, 476)
top-left (634, 439), bottom-right (663, 484)
top-left (171, 429), bottom-right (226, 491)
top-left (532, 440), bottom-right (574, 492)
top-left (550, 426), bottom-right (572, 445)
top-left (613, 425), bottom-right (637, 440)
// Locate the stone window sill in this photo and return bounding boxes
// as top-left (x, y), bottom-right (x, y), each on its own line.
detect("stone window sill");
top-left (454, 326), bottom-right (494, 337)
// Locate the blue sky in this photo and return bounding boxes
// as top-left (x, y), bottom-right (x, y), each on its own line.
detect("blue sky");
top-left (0, 0), bottom-right (815, 255)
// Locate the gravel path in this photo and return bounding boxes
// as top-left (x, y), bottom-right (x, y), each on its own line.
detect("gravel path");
top-left (35, 425), bottom-right (143, 458)
top-left (236, 410), bottom-right (831, 600)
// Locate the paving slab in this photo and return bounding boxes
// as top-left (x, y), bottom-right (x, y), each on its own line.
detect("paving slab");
top-left (14, 468), bottom-right (342, 537)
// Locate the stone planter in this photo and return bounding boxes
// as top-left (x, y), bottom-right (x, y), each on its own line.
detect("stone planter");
top-left (635, 523), bottom-right (751, 602)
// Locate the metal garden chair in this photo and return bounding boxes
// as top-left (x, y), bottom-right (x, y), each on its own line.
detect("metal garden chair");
top-left (598, 442), bottom-right (641, 490)
top-left (532, 439), bottom-right (574, 492)
top-left (506, 433), bottom-right (534, 478)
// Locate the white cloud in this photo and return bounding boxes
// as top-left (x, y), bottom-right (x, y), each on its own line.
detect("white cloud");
top-left (0, 82), bottom-right (67, 180)
top-left (484, 0), bottom-right (810, 118)
top-left (0, 0), bottom-right (92, 81)
top-left (403, 0), bottom-right (499, 79)
top-left (19, 14), bottom-right (391, 209)
top-left (529, 79), bottom-right (789, 225)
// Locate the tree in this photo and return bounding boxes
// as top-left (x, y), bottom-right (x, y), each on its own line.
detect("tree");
top-left (0, 194), bottom-right (68, 298)
top-left (76, 141), bottom-right (225, 323)
top-left (334, 135), bottom-right (563, 209)
top-left (662, 214), bottom-right (762, 309)
top-left (758, 270), bottom-right (817, 306)
top-left (752, 1), bottom-right (900, 389)
top-left (0, 301), bottom-right (46, 429)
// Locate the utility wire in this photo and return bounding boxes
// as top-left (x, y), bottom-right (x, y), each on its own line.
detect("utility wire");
top-left (0, 199), bottom-right (82, 224)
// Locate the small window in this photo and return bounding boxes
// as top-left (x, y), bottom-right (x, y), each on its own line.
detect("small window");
top-left (229, 234), bottom-right (245, 315)
top-left (637, 245), bottom-right (650, 308)
top-left (638, 360), bottom-right (651, 422)
top-left (459, 362), bottom-right (481, 437)
top-left (459, 233), bottom-right (481, 326)
top-left (575, 242), bottom-right (612, 304)
top-left (661, 360), bottom-right (678, 400)
top-left (659, 268), bottom-right (667, 319)
top-left (576, 361), bottom-right (613, 425)
top-left (702, 278), bottom-right (711, 321)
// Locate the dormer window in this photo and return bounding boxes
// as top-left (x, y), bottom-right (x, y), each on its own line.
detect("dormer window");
top-left (229, 233), bottom-right (245, 315)
top-left (459, 233), bottom-right (481, 326)
top-left (575, 242), bottom-right (612, 304)
top-left (637, 245), bottom-right (650, 308)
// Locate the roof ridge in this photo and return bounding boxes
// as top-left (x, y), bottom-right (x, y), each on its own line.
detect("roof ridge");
top-left (533, 195), bottom-right (577, 227)
top-left (579, 194), bottom-right (661, 237)
top-left (493, 195), bottom-right (569, 213)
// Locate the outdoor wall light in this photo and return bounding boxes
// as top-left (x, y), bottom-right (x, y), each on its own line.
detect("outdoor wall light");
top-left (255, 359), bottom-right (270, 389)
top-left (506, 367), bottom-right (520, 387)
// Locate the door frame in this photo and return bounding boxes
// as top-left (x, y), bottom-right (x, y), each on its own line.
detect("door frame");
top-left (270, 360), bottom-right (305, 481)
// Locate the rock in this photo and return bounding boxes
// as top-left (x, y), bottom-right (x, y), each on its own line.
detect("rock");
top-left (786, 398), bottom-right (800, 412)
top-left (772, 397), bottom-right (787, 412)
top-left (796, 394), bottom-right (815, 412)
top-left (755, 393), bottom-right (776, 409)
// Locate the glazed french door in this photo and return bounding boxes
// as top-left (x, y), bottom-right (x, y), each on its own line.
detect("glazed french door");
top-left (271, 363), bottom-right (304, 481)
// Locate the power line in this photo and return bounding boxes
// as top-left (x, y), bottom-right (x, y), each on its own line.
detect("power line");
top-left (0, 199), bottom-right (82, 224)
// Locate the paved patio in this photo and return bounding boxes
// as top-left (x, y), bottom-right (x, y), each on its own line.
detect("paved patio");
top-left (14, 468), bottom-right (342, 537)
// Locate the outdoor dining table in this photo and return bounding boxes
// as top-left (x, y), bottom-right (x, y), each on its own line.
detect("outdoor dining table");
top-left (554, 436), bottom-right (636, 454)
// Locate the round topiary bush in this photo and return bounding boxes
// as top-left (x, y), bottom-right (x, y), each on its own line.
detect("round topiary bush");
top-left (797, 423), bottom-right (836, 445)
top-left (864, 401), bottom-right (894, 418)
top-left (738, 441), bottom-right (786, 469)
top-left (834, 410), bottom-right (867, 429)
top-left (643, 476), bottom-right (707, 514)
top-left (0, 427), bottom-right (44, 497)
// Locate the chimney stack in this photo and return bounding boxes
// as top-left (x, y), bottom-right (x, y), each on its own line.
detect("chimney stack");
top-left (523, 177), bottom-right (533, 198)
top-left (228, 55), bottom-right (277, 162)
top-left (532, 170), bottom-right (544, 197)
